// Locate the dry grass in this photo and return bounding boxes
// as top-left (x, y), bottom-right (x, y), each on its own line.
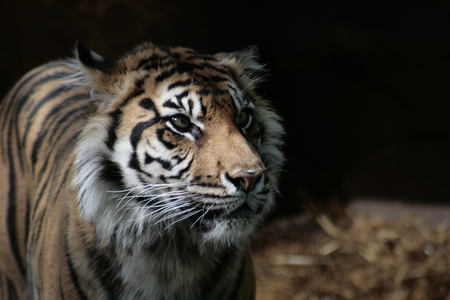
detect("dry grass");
top-left (251, 211), bottom-right (450, 300)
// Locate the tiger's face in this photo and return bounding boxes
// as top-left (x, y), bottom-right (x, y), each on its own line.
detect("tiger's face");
top-left (71, 43), bottom-right (284, 247)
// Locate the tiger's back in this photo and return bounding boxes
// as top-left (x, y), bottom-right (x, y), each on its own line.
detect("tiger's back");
top-left (0, 62), bottom-right (91, 299)
top-left (0, 42), bottom-right (284, 300)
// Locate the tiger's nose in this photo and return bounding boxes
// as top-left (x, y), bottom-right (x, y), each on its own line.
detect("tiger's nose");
top-left (228, 170), bottom-right (263, 193)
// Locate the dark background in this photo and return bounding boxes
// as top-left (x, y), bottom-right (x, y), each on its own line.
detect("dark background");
top-left (1, 0), bottom-right (450, 217)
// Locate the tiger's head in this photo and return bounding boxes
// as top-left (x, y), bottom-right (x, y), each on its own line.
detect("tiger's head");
top-left (68, 42), bottom-right (284, 248)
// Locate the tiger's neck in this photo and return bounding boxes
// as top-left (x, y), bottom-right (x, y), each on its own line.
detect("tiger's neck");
top-left (66, 199), bottom-right (248, 300)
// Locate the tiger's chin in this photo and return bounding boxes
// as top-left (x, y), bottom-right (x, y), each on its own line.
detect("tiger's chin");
top-left (189, 201), bottom-right (271, 247)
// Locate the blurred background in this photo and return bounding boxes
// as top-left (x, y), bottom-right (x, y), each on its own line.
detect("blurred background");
top-left (1, 0), bottom-right (450, 217)
top-left (2, 1), bottom-right (450, 298)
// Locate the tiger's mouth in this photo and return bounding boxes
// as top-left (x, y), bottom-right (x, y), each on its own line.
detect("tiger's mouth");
top-left (189, 200), bottom-right (258, 227)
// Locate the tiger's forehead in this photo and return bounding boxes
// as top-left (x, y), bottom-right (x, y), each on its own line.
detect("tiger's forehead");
top-left (155, 73), bottom-right (246, 119)
top-left (122, 48), bottom-right (251, 118)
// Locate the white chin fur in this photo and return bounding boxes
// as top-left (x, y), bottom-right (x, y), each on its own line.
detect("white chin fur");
top-left (200, 219), bottom-right (254, 248)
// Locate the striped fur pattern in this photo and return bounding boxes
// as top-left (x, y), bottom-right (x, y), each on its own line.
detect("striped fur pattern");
top-left (0, 42), bottom-right (285, 300)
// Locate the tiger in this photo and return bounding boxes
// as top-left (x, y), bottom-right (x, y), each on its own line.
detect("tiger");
top-left (0, 41), bottom-right (284, 300)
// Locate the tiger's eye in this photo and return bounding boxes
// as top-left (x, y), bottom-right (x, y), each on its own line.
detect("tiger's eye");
top-left (170, 114), bottom-right (191, 132)
top-left (237, 109), bottom-right (252, 129)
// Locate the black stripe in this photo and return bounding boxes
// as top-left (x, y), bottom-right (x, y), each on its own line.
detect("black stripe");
top-left (143, 62), bottom-right (165, 71)
top-left (129, 152), bottom-right (141, 171)
top-left (100, 159), bottom-right (125, 188)
top-left (130, 118), bottom-right (160, 149)
top-left (36, 107), bottom-right (88, 178)
top-left (156, 128), bottom-right (176, 150)
top-left (175, 90), bottom-right (189, 100)
top-left (38, 247), bottom-right (45, 298)
top-left (136, 55), bottom-right (158, 70)
top-left (15, 71), bottom-right (68, 110)
top-left (120, 88), bottom-right (144, 109)
top-left (130, 98), bottom-right (160, 148)
top-left (135, 75), bottom-right (149, 89)
top-left (188, 99), bottom-right (194, 116)
top-left (25, 196), bottom-right (30, 253)
top-left (196, 73), bottom-right (230, 84)
top-left (6, 133), bottom-right (26, 277)
top-left (168, 156), bottom-right (193, 179)
top-left (229, 95), bottom-right (239, 112)
top-left (21, 86), bottom-right (68, 148)
top-left (209, 86), bottom-right (228, 96)
top-left (196, 89), bottom-right (210, 97)
top-left (198, 96), bottom-right (207, 117)
top-left (149, 155), bottom-right (173, 170)
top-left (156, 68), bottom-right (177, 82)
top-left (0, 275), bottom-right (19, 300)
top-left (109, 228), bottom-right (118, 254)
top-left (136, 54), bottom-right (169, 70)
top-left (31, 135), bottom-right (76, 250)
top-left (23, 83), bottom-right (76, 171)
top-left (30, 141), bottom-right (75, 263)
top-left (189, 182), bottom-right (225, 189)
top-left (163, 60), bottom-right (174, 68)
top-left (139, 98), bottom-right (156, 111)
top-left (29, 172), bottom-right (50, 248)
top-left (186, 55), bottom-right (218, 63)
top-left (85, 241), bottom-right (124, 300)
top-left (29, 150), bottom-right (74, 259)
top-left (144, 153), bottom-right (154, 164)
top-left (169, 51), bottom-right (181, 59)
top-left (59, 274), bottom-right (67, 300)
top-left (195, 194), bottom-right (235, 200)
top-left (0, 63), bottom-right (62, 137)
top-left (106, 110), bottom-right (122, 150)
top-left (175, 90), bottom-right (189, 107)
top-left (167, 78), bottom-right (193, 90)
top-left (65, 234), bottom-right (89, 300)
top-left (45, 100), bottom-right (89, 148)
top-left (7, 276), bottom-right (19, 300)
top-left (12, 71), bottom-right (68, 172)
top-left (200, 62), bottom-right (228, 75)
top-left (227, 83), bottom-right (239, 95)
top-left (40, 92), bottom-right (89, 126)
top-left (172, 154), bottom-right (187, 164)
top-left (178, 62), bottom-right (205, 73)
top-left (162, 100), bottom-right (181, 110)
top-left (32, 101), bottom-right (89, 169)
top-left (156, 62), bottom-right (207, 83)
top-left (130, 157), bottom-right (157, 180)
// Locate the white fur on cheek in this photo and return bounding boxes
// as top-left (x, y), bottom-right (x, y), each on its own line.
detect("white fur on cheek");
top-left (71, 115), bottom-right (114, 220)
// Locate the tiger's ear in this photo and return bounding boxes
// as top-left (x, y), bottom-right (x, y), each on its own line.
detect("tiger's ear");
top-left (74, 42), bottom-right (125, 100)
top-left (77, 42), bottom-right (114, 72)
top-left (216, 46), bottom-right (266, 90)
